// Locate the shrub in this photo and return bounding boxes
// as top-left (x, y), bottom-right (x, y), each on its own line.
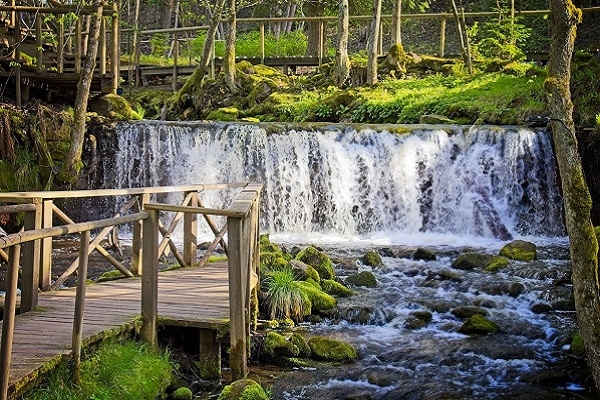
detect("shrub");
top-left (262, 266), bottom-right (310, 321)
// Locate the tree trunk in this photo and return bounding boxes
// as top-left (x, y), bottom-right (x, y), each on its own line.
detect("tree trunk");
top-left (179, 0), bottom-right (225, 96)
top-left (59, 1), bottom-right (103, 182)
top-left (159, 0), bottom-right (174, 29)
top-left (334, 0), bottom-right (350, 87)
top-left (367, 0), bottom-right (382, 86)
top-left (305, 1), bottom-right (324, 57)
top-left (391, 0), bottom-right (402, 45)
top-left (450, 0), bottom-right (472, 73)
top-left (545, 0), bottom-right (600, 393)
top-left (223, 0), bottom-right (237, 93)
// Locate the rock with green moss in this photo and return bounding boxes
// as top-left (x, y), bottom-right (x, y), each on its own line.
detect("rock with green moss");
top-left (263, 331), bottom-right (300, 358)
top-left (571, 332), bottom-right (585, 356)
top-left (345, 271), bottom-right (377, 288)
top-left (170, 387), bottom-right (193, 400)
top-left (298, 281), bottom-right (337, 313)
top-left (404, 310), bottom-right (433, 330)
top-left (97, 269), bottom-right (128, 282)
top-left (308, 336), bottom-right (357, 362)
top-left (260, 252), bottom-right (288, 272)
top-left (361, 250), bottom-right (382, 267)
top-left (217, 379), bottom-right (269, 400)
top-left (458, 314), bottom-right (499, 335)
top-left (88, 94), bottom-right (141, 120)
top-left (499, 240), bottom-right (537, 261)
top-left (451, 253), bottom-right (493, 270)
top-left (412, 248), bottom-right (437, 261)
top-left (259, 234), bottom-right (282, 253)
top-left (207, 107), bottom-right (239, 121)
top-left (290, 332), bottom-right (312, 358)
top-left (484, 256), bottom-right (510, 272)
top-left (419, 114), bottom-right (456, 124)
top-left (320, 279), bottom-right (353, 297)
top-left (295, 246), bottom-right (335, 280)
top-left (290, 259), bottom-right (321, 282)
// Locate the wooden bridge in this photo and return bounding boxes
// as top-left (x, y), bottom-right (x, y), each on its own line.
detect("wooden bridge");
top-left (0, 183), bottom-right (261, 399)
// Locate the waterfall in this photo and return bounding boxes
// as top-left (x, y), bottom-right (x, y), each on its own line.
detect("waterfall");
top-left (103, 121), bottom-right (565, 239)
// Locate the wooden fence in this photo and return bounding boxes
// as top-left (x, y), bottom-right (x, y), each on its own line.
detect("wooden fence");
top-left (0, 182), bottom-right (262, 398)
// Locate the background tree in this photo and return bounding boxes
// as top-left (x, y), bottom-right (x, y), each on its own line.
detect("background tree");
top-left (334, 0), bottom-right (350, 86)
top-left (60, 1), bottom-right (103, 182)
top-left (305, 0), bottom-right (326, 57)
top-left (223, 0), bottom-right (237, 92)
top-left (544, 0), bottom-right (600, 393)
top-left (367, 0), bottom-right (383, 86)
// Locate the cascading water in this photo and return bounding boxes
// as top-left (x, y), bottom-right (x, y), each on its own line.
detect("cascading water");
top-left (100, 121), bottom-right (590, 399)
top-left (104, 121), bottom-right (565, 240)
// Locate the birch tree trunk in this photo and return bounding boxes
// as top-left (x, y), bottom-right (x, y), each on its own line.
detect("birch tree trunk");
top-left (367, 0), bottom-right (382, 86)
top-left (545, 0), bottom-right (600, 393)
top-left (391, 0), bottom-right (402, 45)
top-left (223, 0), bottom-right (237, 93)
top-left (334, 0), bottom-right (350, 87)
top-left (59, 1), bottom-right (103, 182)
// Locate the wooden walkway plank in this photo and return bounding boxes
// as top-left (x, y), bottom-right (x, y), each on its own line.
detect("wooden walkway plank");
top-left (3, 262), bottom-right (231, 398)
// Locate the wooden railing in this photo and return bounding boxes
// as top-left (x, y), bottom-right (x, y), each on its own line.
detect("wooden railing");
top-left (0, 182), bottom-right (262, 398)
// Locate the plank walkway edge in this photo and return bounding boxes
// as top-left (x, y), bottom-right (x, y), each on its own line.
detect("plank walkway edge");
top-left (5, 262), bottom-right (231, 399)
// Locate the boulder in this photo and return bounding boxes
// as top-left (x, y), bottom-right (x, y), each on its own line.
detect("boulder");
top-left (259, 252), bottom-right (288, 272)
top-left (295, 246), bottom-right (335, 280)
top-left (451, 306), bottom-right (489, 319)
top-left (207, 107), bottom-right (239, 122)
top-left (346, 271), bottom-right (377, 288)
top-left (263, 331), bottom-right (299, 358)
top-left (171, 387), bottom-right (193, 400)
top-left (484, 256), bottom-right (510, 272)
top-left (458, 314), bottom-right (499, 335)
top-left (290, 259), bottom-right (320, 282)
top-left (320, 279), bottom-right (353, 297)
top-left (308, 336), bottom-right (358, 362)
top-left (217, 379), bottom-right (269, 400)
top-left (298, 281), bottom-right (337, 313)
top-left (290, 332), bottom-right (312, 358)
top-left (404, 310), bottom-right (433, 330)
top-left (451, 253), bottom-right (493, 270)
top-left (412, 247), bottom-right (437, 261)
top-left (419, 114), bottom-right (456, 124)
top-left (361, 250), bottom-right (383, 267)
top-left (499, 240), bottom-right (537, 261)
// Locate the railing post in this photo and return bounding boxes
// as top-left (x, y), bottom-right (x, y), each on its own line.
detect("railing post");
top-left (0, 244), bottom-right (21, 400)
top-left (172, 32), bottom-right (179, 91)
top-left (75, 17), bottom-right (82, 73)
top-left (131, 193), bottom-right (149, 275)
top-left (141, 208), bottom-right (158, 349)
top-left (57, 13), bottom-right (64, 74)
top-left (40, 199), bottom-right (53, 291)
top-left (111, 1), bottom-right (119, 94)
top-left (35, 14), bottom-right (43, 73)
top-left (259, 23), bottom-right (265, 65)
top-left (183, 191), bottom-right (198, 266)
top-left (318, 19), bottom-right (324, 66)
top-left (71, 230), bottom-right (90, 385)
top-left (227, 216), bottom-right (248, 381)
top-left (249, 197), bottom-right (260, 330)
top-left (100, 17), bottom-right (106, 75)
top-left (439, 17), bottom-right (446, 57)
top-left (21, 200), bottom-right (42, 312)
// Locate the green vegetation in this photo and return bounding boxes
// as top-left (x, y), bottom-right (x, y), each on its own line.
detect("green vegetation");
top-left (262, 266), bottom-right (310, 320)
top-left (307, 336), bottom-right (358, 363)
top-left (23, 340), bottom-right (172, 400)
top-left (217, 378), bottom-right (270, 400)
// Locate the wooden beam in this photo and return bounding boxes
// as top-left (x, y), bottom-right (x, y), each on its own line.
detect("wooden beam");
top-left (198, 329), bottom-right (221, 380)
top-left (131, 193), bottom-right (149, 275)
top-left (145, 203), bottom-right (247, 218)
top-left (141, 209), bottom-right (158, 349)
top-left (71, 230), bottom-right (90, 385)
top-left (111, 2), bottom-right (119, 94)
top-left (227, 216), bottom-right (247, 380)
top-left (0, 245), bottom-right (20, 400)
top-left (20, 201), bottom-right (41, 312)
top-left (40, 200), bottom-right (53, 291)
top-left (183, 191), bottom-right (198, 266)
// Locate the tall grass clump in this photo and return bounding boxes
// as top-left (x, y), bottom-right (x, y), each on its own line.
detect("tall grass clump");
top-left (262, 266), bottom-right (309, 321)
top-left (23, 340), bottom-right (172, 400)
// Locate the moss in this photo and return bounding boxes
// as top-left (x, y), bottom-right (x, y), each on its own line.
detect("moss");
top-left (307, 336), bottom-right (357, 362)
top-left (320, 279), bottom-right (353, 297)
top-left (484, 256), bottom-right (510, 272)
top-left (498, 240), bottom-right (537, 261)
top-left (207, 107), bottom-right (240, 121)
top-left (88, 94), bottom-right (141, 121)
top-left (295, 246), bottom-right (335, 280)
top-left (171, 386), bottom-right (193, 400)
top-left (298, 281), bottom-right (337, 312)
top-left (458, 314), bottom-right (499, 335)
top-left (218, 379), bottom-right (269, 400)
top-left (452, 253), bottom-right (494, 270)
top-left (345, 271), bottom-right (377, 288)
top-left (290, 332), bottom-right (311, 358)
top-left (361, 250), bottom-right (382, 267)
top-left (263, 331), bottom-right (299, 358)
top-left (260, 252), bottom-right (289, 272)
top-left (97, 269), bottom-right (128, 282)
top-left (571, 332), bottom-right (585, 356)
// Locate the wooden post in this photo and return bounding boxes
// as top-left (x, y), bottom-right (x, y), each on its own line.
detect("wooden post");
top-left (227, 216), bottom-right (248, 380)
top-left (100, 17), bottom-right (106, 75)
top-left (35, 14), bottom-right (42, 73)
top-left (249, 198), bottom-right (260, 330)
top-left (0, 245), bottom-right (21, 400)
top-left (111, 2), bottom-right (119, 94)
top-left (210, 39), bottom-right (215, 79)
top-left (318, 20), bottom-right (324, 66)
top-left (14, 12), bottom-right (21, 107)
top-left (141, 208), bottom-right (158, 349)
top-left (40, 199), bottom-right (53, 291)
top-left (71, 230), bottom-right (90, 385)
top-left (259, 23), bottom-right (265, 65)
top-left (172, 32), bottom-right (178, 91)
top-left (131, 193), bottom-right (149, 275)
top-left (198, 329), bottom-right (221, 380)
top-left (57, 14), bottom-right (64, 73)
top-left (21, 201), bottom-right (41, 312)
top-left (378, 19), bottom-right (383, 55)
top-left (183, 191), bottom-right (198, 266)
top-left (439, 17), bottom-right (446, 57)
top-left (75, 17), bottom-right (82, 73)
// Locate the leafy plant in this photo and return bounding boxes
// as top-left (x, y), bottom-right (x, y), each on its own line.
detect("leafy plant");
top-left (262, 266), bottom-right (309, 321)
top-left (467, 16), bottom-right (532, 61)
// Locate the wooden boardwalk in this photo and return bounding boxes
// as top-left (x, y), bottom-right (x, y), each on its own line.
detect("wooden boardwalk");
top-left (5, 262), bottom-right (230, 398)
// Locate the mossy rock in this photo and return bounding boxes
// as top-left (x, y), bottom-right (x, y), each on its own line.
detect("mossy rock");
top-left (451, 253), bottom-right (493, 270)
top-left (458, 314), bottom-right (499, 335)
top-left (290, 332), bottom-right (312, 358)
top-left (259, 237), bottom-right (281, 254)
top-left (295, 246), bottom-right (335, 280)
top-left (207, 107), bottom-right (239, 121)
top-left (451, 306), bottom-right (489, 319)
top-left (217, 378), bottom-right (269, 400)
top-left (499, 240), bottom-right (537, 261)
top-left (170, 387), bottom-right (193, 400)
top-left (404, 310), bottom-right (433, 330)
top-left (571, 332), bottom-right (585, 356)
top-left (263, 331), bottom-right (299, 358)
top-left (298, 281), bottom-right (337, 313)
top-left (419, 114), bottom-right (456, 124)
top-left (484, 256), bottom-right (510, 272)
top-left (412, 248), bottom-right (437, 261)
top-left (308, 336), bottom-right (357, 363)
top-left (88, 94), bottom-right (141, 120)
top-left (345, 271), bottom-right (377, 288)
top-left (260, 252), bottom-right (288, 272)
top-left (320, 279), bottom-right (353, 297)
top-left (290, 259), bottom-right (320, 282)
top-left (97, 269), bottom-right (128, 282)
top-left (361, 250), bottom-right (382, 267)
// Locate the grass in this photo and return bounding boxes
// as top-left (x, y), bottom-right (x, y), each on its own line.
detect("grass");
top-left (262, 266), bottom-right (309, 321)
top-left (22, 340), bottom-right (173, 400)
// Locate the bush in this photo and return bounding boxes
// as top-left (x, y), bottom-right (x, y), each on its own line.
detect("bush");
top-left (262, 266), bottom-right (310, 321)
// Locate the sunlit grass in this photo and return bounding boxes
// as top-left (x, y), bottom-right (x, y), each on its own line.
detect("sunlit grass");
top-left (262, 266), bottom-right (309, 321)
